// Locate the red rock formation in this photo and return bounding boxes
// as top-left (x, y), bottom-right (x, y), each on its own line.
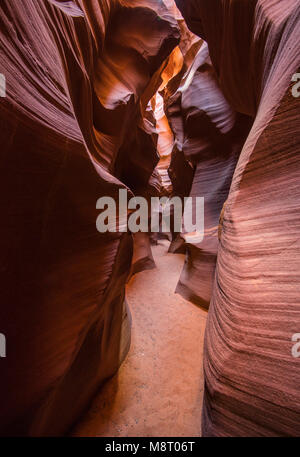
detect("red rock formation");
top-left (2, 0), bottom-right (300, 438)
top-left (0, 0), bottom-right (179, 435)
top-left (166, 42), bottom-right (251, 307)
top-left (129, 17), bottom-right (200, 265)
top-left (158, 13), bottom-right (202, 252)
top-left (176, 0), bottom-right (300, 437)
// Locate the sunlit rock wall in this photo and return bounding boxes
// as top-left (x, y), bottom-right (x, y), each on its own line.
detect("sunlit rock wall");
top-left (166, 42), bottom-right (251, 307)
top-left (0, 0), bottom-right (179, 436)
top-left (159, 11), bottom-right (202, 252)
top-left (176, 0), bottom-right (300, 437)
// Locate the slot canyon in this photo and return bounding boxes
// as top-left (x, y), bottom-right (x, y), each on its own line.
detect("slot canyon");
top-left (0, 0), bottom-right (300, 438)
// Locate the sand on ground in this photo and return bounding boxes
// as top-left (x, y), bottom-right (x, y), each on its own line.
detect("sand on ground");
top-left (72, 240), bottom-right (207, 437)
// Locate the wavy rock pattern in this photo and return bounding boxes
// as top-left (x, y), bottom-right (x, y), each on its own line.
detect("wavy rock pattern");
top-left (166, 42), bottom-right (251, 305)
top-left (160, 16), bottom-right (202, 253)
top-left (176, 0), bottom-right (300, 437)
top-left (0, 0), bottom-right (179, 436)
top-left (130, 7), bottom-right (201, 266)
top-left (1, 0), bottom-right (300, 438)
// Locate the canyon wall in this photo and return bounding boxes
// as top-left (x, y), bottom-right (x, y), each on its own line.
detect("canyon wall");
top-left (165, 42), bottom-right (251, 307)
top-left (176, 0), bottom-right (300, 436)
top-left (1, 0), bottom-right (300, 438)
top-left (0, 0), bottom-right (179, 435)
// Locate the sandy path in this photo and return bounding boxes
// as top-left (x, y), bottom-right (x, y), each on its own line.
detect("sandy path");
top-left (72, 241), bottom-right (207, 437)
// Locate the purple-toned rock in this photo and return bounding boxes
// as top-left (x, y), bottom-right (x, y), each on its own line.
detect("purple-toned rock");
top-left (0, 0), bottom-right (179, 435)
top-left (176, 0), bottom-right (300, 437)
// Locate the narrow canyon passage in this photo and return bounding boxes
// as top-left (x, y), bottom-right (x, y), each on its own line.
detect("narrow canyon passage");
top-left (71, 241), bottom-right (207, 437)
top-left (1, 0), bottom-right (299, 438)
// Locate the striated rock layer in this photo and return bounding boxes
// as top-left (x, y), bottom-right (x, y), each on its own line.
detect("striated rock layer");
top-left (176, 0), bottom-right (300, 437)
top-left (0, 0), bottom-right (179, 436)
top-left (166, 42), bottom-right (251, 307)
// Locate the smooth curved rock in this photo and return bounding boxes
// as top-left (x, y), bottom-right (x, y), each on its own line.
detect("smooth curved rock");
top-left (176, 0), bottom-right (300, 437)
top-left (0, 0), bottom-right (179, 436)
top-left (166, 42), bottom-right (251, 306)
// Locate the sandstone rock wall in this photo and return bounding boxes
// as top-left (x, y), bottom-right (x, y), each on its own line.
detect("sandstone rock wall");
top-left (176, 0), bottom-right (300, 436)
top-left (0, 0), bottom-right (179, 435)
top-left (1, 0), bottom-right (300, 438)
top-left (165, 42), bottom-right (251, 306)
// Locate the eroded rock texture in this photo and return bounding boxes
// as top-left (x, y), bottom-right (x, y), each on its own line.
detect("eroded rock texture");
top-left (176, 0), bottom-right (300, 437)
top-left (1, 0), bottom-right (300, 438)
top-left (0, 0), bottom-right (179, 436)
top-left (159, 13), bottom-right (202, 252)
top-left (166, 42), bottom-right (252, 307)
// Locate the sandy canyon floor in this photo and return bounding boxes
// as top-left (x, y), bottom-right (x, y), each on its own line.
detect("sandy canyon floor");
top-left (72, 241), bottom-right (207, 437)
